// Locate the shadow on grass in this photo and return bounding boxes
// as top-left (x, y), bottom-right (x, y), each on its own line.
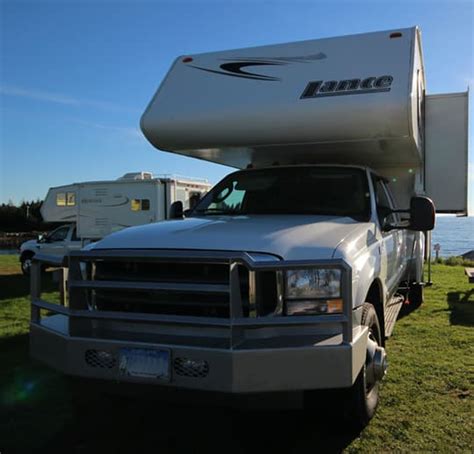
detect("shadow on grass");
top-left (447, 290), bottom-right (474, 326)
top-left (41, 393), bottom-right (362, 454)
top-left (1, 332), bottom-right (362, 454)
top-left (397, 298), bottom-right (423, 320)
top-left (0, 271), bottom-right (57, 300)
top-left (0, 333), bottom-right (71, 454)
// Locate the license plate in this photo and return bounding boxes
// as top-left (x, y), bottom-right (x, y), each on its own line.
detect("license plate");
top-left (119, 348), bottom-right (170, 380)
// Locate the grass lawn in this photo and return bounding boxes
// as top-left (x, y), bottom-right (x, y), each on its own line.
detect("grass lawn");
top-left (0, 255), bottom-right (472, 453)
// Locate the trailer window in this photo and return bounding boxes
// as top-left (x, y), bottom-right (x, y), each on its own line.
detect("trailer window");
top-left (141, 199), bottom-right (150, 211)
top-left (66, 192), bottom-right (76, 206)
top-left (131, 199), bottom-right (150, 211)
top-left (56, 193), bottom-right (66, 206)
top-left (189, 192), bottom-right (202, 209)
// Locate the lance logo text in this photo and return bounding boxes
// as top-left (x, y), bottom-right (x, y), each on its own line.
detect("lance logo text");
top-left (300, 75), bottom-right (393, 99)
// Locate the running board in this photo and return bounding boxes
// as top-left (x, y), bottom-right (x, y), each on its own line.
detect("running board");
top-left (385, 294), bottom-right (405, 338)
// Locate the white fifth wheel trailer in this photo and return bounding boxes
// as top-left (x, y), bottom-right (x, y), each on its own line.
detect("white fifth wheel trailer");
top-left (19, 173), bottom-right (210, 273)
top-left (30, 27), bottom-right (468, 428)
top-left (40, 172), bottom-right (211, 239)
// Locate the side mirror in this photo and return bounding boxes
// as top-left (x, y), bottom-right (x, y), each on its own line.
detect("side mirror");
top-left (169, 201), bottom-right (184, 219)
top-left (409, 196), bottom-right (435, 231)
top-left (38, 234), bottom-right (44, 242)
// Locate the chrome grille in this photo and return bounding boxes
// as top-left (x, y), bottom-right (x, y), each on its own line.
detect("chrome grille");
top-left (68, 251), bottom-right (278, 318)
top-left (89, 260), bottom-right (243, 318)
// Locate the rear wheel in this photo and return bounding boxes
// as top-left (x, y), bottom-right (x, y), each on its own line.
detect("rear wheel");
top-left (344, 303), bottom-right (387, 429)
top-left (408, 283), bottom-right (424, 308)
top-left (20, 252), bottom-right (34, 276)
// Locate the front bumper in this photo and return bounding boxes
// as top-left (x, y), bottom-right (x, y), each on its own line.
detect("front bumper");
top-left (30, 314), bottom-right (367, 393)
top-left (29, 249), bottom-right (366, 393)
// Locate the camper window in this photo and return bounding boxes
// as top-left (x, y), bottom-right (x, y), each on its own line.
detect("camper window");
top-left (56, 193), bottom-right (66, 206)
top-left (131, 199), bottom-right (150, 211)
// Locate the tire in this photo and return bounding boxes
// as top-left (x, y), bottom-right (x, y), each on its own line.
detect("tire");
top-left (408, 283), bottom-right (424, 308)
top-left (20, 252), bottom-right (34, 276)
top-left (344, 303), bottom-right (383, 429)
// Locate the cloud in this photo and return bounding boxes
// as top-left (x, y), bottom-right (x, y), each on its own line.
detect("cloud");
top-left (71, 118), bottom-right (144, 141)
top-left (0, 85), bottom-right (140, 114)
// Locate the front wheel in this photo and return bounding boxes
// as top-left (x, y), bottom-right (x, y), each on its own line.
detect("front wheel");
top-left (20, 252), bottom-right (34, 276)
top-left (344, 303), bottom-right (387, 429)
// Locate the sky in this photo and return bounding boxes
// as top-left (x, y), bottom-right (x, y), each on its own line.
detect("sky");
top-left (0, 0), bottom-right (473, 211)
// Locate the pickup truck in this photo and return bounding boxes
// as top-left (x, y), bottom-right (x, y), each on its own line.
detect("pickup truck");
top-left (29, 164), bottom-right (434, 427)
top-left (19, 223), bottom-right (81, 275)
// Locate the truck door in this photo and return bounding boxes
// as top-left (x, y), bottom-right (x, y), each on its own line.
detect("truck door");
top-left (67, 226), bottom-right (84, 252)
top-left (39, 225), bottom-right (71, 258)
top-left (373, 176), bottom-right (403, 296)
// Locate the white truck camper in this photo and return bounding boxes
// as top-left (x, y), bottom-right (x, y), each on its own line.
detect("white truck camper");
top-left (30, 27), bottom-right (468, 427)
top-left (19, 173), bottom-right (210, 273)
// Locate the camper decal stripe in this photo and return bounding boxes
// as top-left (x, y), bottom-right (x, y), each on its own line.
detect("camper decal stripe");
top-left (189, 62), bottom-right (283, 81)
top-left (187, 53), bottom-right (327, 81)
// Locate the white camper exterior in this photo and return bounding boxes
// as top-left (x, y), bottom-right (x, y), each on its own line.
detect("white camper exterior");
top-left (41, 173), bottom-right (211, 239)
top-left (142, 27), bottom-right (468, 213)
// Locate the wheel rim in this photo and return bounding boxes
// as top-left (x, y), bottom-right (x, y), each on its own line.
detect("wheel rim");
top-left (365, 325), bottom-right (381, 393)
top-left (22, 258), bottom-right (32, 273)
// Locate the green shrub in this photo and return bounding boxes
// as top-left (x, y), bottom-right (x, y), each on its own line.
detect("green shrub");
top-left (434, 256), bottom-right (474, 267)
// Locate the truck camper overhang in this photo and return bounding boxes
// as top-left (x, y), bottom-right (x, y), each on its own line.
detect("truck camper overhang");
top-left (141, 27), bottom-right (469, 214)
top-left (142, 27), bottom-right (425, 169)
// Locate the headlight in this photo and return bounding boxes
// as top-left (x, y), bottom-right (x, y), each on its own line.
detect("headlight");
top-left (285, 268), bottom-right (342, 315)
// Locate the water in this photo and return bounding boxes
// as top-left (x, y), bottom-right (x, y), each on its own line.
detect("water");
top-left (431, 216), bottom-right (474, 257)
top-left (1, 216), bottom-right (473, 258)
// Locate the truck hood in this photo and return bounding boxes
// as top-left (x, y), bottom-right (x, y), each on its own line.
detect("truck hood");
top-left (90, 215), bottom-right (374, 261)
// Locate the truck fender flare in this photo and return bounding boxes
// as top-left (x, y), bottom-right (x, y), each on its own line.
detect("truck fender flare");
top-left (364, 279), bottom-right (385, 344)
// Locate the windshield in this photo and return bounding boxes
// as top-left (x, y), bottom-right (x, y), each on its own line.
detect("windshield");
top-left (192, 167), bottom-right (371, 220)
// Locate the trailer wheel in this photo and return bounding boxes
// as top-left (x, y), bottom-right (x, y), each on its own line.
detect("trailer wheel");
top-left (408, 283), bottom-right (424, 308)
top-left (345, 303), bottom-right (386, 429)
top-left (20, 252), bottom-right (34, 276)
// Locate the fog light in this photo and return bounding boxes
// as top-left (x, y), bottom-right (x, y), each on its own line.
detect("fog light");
top-left (174, 357), bottom-right (209, 378)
